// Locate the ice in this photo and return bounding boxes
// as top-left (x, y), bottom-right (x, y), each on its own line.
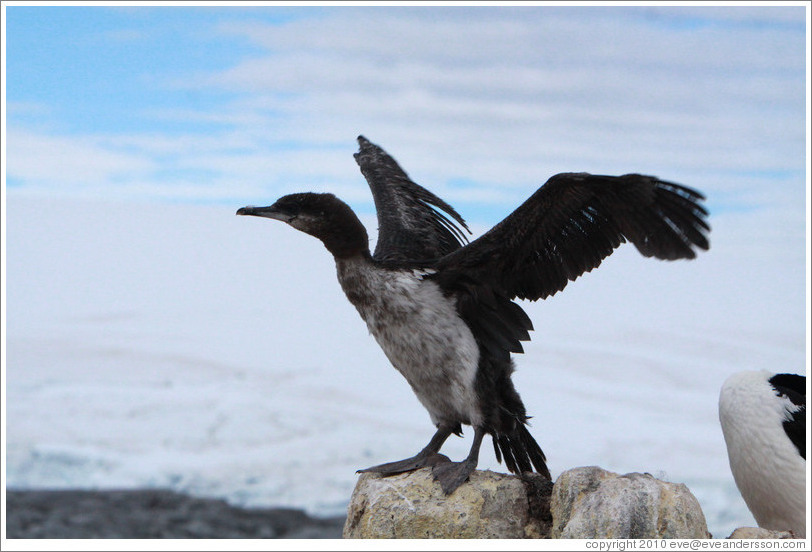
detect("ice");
top-left (4, 194), bottom-right (805, 538)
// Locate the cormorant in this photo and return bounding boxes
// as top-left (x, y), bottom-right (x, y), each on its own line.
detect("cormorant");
top-left (719, 371), bottom-right (806, 537)
top-left (237, 136), bottom-right (711, 494)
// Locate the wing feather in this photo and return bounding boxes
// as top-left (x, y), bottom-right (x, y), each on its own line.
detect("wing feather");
top-left (437, 172), bottom-right (710, 301)
top-left (354, 136), bottom-right (471, 262)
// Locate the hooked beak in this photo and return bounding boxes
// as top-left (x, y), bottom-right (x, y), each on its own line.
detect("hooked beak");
top-left (236, 205), bottom-right (294, 223)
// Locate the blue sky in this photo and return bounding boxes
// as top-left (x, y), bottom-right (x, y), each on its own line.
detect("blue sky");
top-left (7, 7), bottom-right (288, 133)
top-left (3, 3), bottom-right (808, 225)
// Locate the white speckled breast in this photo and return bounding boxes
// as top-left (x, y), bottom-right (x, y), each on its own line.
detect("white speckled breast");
top-left (336, 255), bottom-right (482, 427)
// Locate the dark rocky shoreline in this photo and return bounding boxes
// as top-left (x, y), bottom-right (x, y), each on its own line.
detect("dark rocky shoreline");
top-left (6, 489), bottom-right (346, 539)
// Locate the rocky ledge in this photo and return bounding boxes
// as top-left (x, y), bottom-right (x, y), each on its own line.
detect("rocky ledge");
top-left (344, 465), bottom-right (711, 539)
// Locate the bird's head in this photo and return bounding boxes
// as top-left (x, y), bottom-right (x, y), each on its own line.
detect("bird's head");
top-left (237, 192), bottom-right (370, 259)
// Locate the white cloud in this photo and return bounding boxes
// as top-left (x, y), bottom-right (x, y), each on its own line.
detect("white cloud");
top-left (215, 7), bottom-right (803, 74)
top-left (6, 128), bottom-right (156, 187)
top-left (5, 6), bottom-right (806, 222)
top-left (201, 7), bottom-right (805, 181)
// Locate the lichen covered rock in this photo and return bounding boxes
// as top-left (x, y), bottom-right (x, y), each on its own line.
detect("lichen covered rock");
top-left (550, 466), bottom-right (709, 539)
top-left (342, 468), bottom-right (551, 538)
top-left (343, 465), bottom-right (708, 539)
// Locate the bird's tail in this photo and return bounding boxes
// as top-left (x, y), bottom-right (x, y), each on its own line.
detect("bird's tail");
top-left (492, 423), bottom-right (551, 479)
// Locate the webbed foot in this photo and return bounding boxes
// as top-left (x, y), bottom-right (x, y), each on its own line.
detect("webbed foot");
top-left (357, 425), bottom-right (456, 476)
top-left (357, 452), bottom-right (451, 476)
top-left (432, 458), bottom-right (477, 495)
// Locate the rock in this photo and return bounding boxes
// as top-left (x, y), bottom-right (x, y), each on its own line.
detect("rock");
top-left (5, 489), bottom-right (345, 538)
top-left (728, 527), bottom-right (795, 539)
top-left (343, 465), bottom-right (710, 539)
top-left (342, 468), bottom-right (552, 538)
top-left (550, 466), bottom-right (709, 539)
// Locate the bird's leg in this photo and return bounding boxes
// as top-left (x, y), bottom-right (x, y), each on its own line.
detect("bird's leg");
top-left (357, 424), bottom-right (454, 476)
top-left (432, 426), bottom-right (485, 495)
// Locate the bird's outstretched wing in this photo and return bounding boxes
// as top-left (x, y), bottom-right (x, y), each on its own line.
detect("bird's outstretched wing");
top-left (436, 172), bottom-right (710, 301)
top-left (354, 136), bottom-right (471, 263)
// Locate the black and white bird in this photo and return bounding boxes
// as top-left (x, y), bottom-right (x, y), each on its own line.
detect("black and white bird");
top-left (719, 371), bottom-right (806, 537)
top-left (237, 136), bottom-right (710, 494)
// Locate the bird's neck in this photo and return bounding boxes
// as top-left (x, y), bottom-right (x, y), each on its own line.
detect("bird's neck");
top-left (318, 210), bottom-right (371, 260)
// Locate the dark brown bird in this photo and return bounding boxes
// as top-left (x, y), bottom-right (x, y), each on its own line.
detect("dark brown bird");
top-left (237, 136), bottom-right (710, 494)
